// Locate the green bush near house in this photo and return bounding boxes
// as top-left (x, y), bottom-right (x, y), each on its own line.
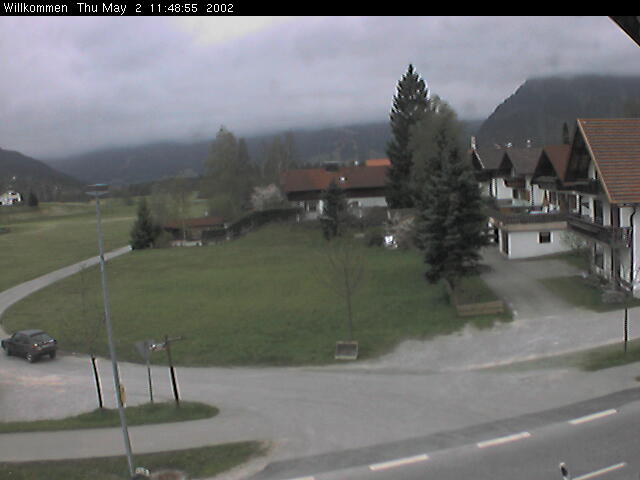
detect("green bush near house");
top-left (4, 222), bottom-right (510, 366)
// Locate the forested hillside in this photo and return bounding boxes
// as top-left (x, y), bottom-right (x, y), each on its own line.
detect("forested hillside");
top-left (0, 147), bottom-right (82, 201)
top-left (476, 75), bottom-right (640, 148)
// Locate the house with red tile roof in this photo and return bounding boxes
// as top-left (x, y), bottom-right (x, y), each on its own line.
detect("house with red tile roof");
top-left (280, 163), bottom-right (388, 218)
top-left (561, 118), bottom-right (640, 293)
top-left (486, 117), bottom-right (640, 293)
top-left (365, 158), bottom-right (391, 167)
top-left (472, 143), bottom-right (575, 259)
top-left (163, 216), bottom-right (226, 242)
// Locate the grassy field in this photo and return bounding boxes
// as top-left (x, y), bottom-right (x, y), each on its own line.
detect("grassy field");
top-left (3, 222), bottom-right (510, 366)
top-left (539, 275), bottom-right (640, 312)
top-left (0, 401), bottom-right (218, 434)
top-left (0, 441), bottom-right (265, 480)
top-left (0, 201), bottom-right (136, 292)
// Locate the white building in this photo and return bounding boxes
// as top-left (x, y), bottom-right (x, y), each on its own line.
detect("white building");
top-left (473, 145), bottom-right (574, 259)
top-left (280, 162), bottom-right (389, 220)
top-left (0, 191), bottom-right (22, 206)
top-left (561, 118), bottom-right (640, 296)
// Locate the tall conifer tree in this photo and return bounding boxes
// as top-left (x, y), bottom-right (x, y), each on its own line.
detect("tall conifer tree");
top-left (386, 64), bottom-right (429, 208)
top-left (320, 179), bottom-right (347, 240)
top-left (130, 198), bottom-right (159, 250)
top-left (414, 111), bottom-right (488, 288)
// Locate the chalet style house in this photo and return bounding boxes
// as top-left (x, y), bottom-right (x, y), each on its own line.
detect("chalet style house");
top-left (474, 118), bottom-right (640, 297)
top-left (562, 118), bottom-right (640, 294)
top-left (472, 144), bottom-right (572, 259)
top-left (280, 162), bottom-right (388, 219)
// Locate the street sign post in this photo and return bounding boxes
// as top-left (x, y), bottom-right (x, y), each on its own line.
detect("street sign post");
top-left (134, 340), bottom-right (155, 404)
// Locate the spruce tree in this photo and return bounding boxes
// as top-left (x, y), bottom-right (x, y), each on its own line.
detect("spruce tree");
top-left (320, 179), bottom-right (347, 240)
top-left (386, 64), bottom-right (429, 209)
top-left (27, 191), bottom-right (39, 207)
top-left (130, 198), bottom-right (159, 250)
top-left (414, 113), bottom-right (488, 289)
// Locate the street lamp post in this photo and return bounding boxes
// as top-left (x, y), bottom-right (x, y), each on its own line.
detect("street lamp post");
top-left (86, 184), bottom-right (135, 477)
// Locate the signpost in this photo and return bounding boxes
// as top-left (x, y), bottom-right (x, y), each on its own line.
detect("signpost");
top-left (164, 335), bottom-right (182, 407)
top-left (134, 340), bottom-right (155, 404)
top-left (148, 336), bottom-right (184, 407)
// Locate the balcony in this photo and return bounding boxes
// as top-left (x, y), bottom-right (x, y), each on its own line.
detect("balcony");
top-left (561, 179), bottom-right (602, 196)
top-left (531, 175), bottom-right (562, 191)
top-left (484, 199), bottom-right (568, 226)
top-left (503, 177), bottom-right (526, 189)
top-left (566, 214), bottom-right (632, 248)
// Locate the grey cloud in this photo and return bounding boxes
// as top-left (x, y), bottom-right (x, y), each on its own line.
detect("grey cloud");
top-left (1, 16), bottom-right (639, 159)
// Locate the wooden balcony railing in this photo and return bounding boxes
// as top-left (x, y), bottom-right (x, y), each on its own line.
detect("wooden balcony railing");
top-left (566, 213), bottom-right (632, 248)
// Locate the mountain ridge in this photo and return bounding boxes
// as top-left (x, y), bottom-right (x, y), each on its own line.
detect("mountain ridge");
top-left (0, 147), bottom-right (83, 201)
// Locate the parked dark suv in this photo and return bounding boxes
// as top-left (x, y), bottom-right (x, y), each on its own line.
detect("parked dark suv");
top-left (1, 329), bottom-right (57, 362)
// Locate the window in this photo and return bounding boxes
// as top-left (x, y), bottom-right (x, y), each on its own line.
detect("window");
top-left (594, 245), bottom-right (604, 269)
top-left (539, 232), bottom-right (551, 243)
top-left (593, 199), bottom-right (603, 225)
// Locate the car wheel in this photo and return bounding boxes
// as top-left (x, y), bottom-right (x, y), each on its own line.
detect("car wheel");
top-left (26, 352), bottom-right (35, 363)
top-left (3, 347), bottom-right (10, 356)
top-left (49, 351), bottom-right (56, 360)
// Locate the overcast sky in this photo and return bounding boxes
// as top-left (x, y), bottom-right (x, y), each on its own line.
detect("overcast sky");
top-left (1, 16), bottom-right (639, 159)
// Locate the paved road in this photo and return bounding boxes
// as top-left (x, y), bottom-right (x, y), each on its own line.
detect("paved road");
top-left (296, 398), bottom-right (640, 480)
top-left (1, 245), bottom-right (639, 480)
top-left (257, 393), bottom-right (640, 480)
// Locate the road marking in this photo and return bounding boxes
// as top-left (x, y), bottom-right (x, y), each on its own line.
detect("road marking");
top-left (476, 431), bottom-right (531, 448)
top-left (369, 453), bottom-right (429, 471)
top-left (573, 462), bottom-right (626, 480)
top-left (287, 477), bottom-right (315, 480)
top-left (569, 409), bottom-right (617, 425)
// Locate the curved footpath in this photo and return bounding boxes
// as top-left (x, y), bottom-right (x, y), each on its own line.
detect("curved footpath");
top-left (0, 245), bottom-right (132, 338)
top-left (0, 247), bottom-right (639, 480)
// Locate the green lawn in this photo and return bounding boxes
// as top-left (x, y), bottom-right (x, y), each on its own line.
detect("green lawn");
top-left (0, 201), bottom-right (136, 292)
top-left (0, 401), bottom-right (218, 434)
top-left (3, 222), bottom-right (510, 366)
top-left (539, 275), bottom-right (640, 312)
top-left (453, 275), bottom-right (501, 304)
top-left (0, 441), bottom-right (265, 480)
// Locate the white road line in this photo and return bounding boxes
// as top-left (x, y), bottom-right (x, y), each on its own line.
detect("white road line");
top-left (476, 431), bottom-right (531, 448)
top-left (569, 409), bottom-right (617, 425)
top-left (369, 453), bottom-right (429, 471)
top-left (287, 477), bottom-right (315, 480)
top-left (573, 462), bottom-right (627, 480)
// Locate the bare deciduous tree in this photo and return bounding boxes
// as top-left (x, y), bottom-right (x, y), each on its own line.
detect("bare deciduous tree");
top-left (317, 236), bottom-right (366, 341)
top-left (59, 263), bottom-right (106, 408)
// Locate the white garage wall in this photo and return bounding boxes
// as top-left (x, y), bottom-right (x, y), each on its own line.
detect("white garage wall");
top-left (505, 229), bottom-right (573, 259)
